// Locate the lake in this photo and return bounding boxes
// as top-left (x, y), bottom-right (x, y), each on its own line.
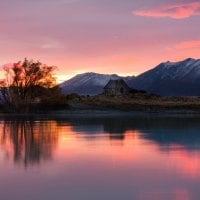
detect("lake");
top-left (0, 114), bottom-right (200, 200)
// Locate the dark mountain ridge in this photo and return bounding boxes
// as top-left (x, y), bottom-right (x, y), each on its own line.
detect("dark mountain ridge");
top-left (60, 72), bottom-right (135, 96)
top-left (131, 58), bottom-right (200, 96)
top-left (59, 58), bottom-right (200, 96)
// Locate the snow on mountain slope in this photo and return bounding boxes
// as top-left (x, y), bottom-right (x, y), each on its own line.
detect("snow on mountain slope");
top-left (131, 58), bottom-right (200, 96)
top-left (60, 72), bottom-right (134, 95)
top-left (59, 58), bottom-right (200, 96)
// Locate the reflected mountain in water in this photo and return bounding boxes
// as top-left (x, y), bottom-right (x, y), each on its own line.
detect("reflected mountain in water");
top-left (57, 116), bottom-right (200, 150)
top-left (1, 115), bottom-right (200, 167)
top-left (0, 120), bottom-right (59, 167)
top-left (1, 116), bottom-right (200, 200)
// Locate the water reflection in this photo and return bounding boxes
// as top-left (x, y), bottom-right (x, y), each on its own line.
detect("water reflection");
top-left (0, 115), bottom-right (200, 200)
top-left (0, 120), bottom-right (59, 167)
top-left (58, 116), bottom-right (200, 149)
top-left (1, 116), bottom-right (200, 166)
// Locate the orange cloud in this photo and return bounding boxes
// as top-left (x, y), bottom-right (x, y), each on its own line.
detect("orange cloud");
top-left (133, 2), bottom-right (200, 19)
top-left (175, 40), bottom-right (200, 49)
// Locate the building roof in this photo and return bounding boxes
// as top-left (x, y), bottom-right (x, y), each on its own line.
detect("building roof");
top-left (104, 79), bottom-right (130, 90)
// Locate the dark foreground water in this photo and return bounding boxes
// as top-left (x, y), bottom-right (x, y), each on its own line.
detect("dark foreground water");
top-left (0, 114), bottom-right (200, 200)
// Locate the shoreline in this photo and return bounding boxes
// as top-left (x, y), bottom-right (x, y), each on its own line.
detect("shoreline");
top-left (1, 108), bottom-right (200, 119)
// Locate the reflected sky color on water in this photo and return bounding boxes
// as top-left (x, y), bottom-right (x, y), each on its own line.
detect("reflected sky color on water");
top-left (0, 116), bottom-right (200, 200)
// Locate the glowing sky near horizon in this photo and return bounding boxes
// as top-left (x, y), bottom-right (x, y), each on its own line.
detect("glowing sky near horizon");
top-left (0, 0), bottom-right (200, 83)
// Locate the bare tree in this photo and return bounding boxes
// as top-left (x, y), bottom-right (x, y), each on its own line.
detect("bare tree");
top-left (0, 58), bottom-right (57, 112)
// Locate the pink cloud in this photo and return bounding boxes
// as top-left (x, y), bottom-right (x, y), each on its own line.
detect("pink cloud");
top-left (133, 2), bottom-right (200, 19)
top-left (175, 40), bottom-right (200, 49)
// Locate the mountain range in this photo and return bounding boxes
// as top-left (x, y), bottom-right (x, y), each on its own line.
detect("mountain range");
top-left (60, 58), bottom-right (200, 96)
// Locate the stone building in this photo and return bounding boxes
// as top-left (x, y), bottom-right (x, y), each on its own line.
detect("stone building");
top-left (103, 79), bottom-right (130, 96)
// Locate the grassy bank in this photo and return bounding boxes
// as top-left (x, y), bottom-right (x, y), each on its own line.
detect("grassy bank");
top-left (66, 93), bottom-right (200, 112)
top-left (1, 93), bottom-right (200, 114)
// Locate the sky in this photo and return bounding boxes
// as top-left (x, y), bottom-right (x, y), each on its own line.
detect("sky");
top-left (0, 0), bottom-right (200, 82)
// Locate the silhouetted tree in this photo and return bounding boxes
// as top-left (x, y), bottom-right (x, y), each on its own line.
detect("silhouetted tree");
top-left (0, 58), bottom-right (61, 112)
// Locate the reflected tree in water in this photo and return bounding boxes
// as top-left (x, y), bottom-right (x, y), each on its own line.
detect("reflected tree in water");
top-left (0, 120), bottom-right (59, 167)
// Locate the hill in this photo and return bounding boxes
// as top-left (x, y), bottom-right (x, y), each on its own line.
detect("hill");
top-left (60, 58), bottom-right (200, 96)
top-left (60, 72), bottom-right (135, 95)
top-left (131, 58), bottom-right (200, 96)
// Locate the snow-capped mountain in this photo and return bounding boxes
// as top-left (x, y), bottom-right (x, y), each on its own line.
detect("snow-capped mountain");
top-left (59, 58), bottom-right (200, 96)
top-left (131, 58), bottom-right (200, 96)
top-left (60, 72), bottom-right (135, 95)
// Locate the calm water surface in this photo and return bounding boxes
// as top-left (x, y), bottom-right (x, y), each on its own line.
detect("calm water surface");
top-left (0, 115), bottom-right (200, 200)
